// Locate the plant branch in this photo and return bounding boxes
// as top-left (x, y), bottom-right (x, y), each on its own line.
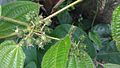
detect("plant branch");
top-left (46, 35), bottom-right (60, 40)
top-left (42, 0), bottom-right (83, 22)
top-left (35, 32), bottom-right (60, 40)
top-left (23, 26), bottom-right (35, 41)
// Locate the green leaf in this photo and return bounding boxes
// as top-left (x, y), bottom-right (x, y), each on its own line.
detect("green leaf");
top-left (57, 11), bottom-right (72, 24)
top-left (104, 63), bottom-right (120, 68)
top-left (42, 35), bottom-right (71, 68)
top-left (89, 31), bottom-right (102, 49)
top-left (67, 55), bottom-right (77, 68)
top-left (0, 1), bottom-right (40, 39)
top-left (91, 24), bottom-right (111, 38)
top-left (51, 24), bottom-right (96, 58)
top-left (22, 46), bottom-right (37, 67)
top-left (97, 52), bottom-right (120, 64)
top-left (78, 50), bottom-right (95, 68)
top-left (67, 50), bottom-right (95, 68)
top-left (80, 19), bottom-right (92, 31)
top-left (0, 40), bottom-right (25, 68)
top-left (99, 41), bottom-right (118, 55)
top-left (25, 61), bottom-right (37, 68)
top-left (112, 5), bottom-right (120, 51)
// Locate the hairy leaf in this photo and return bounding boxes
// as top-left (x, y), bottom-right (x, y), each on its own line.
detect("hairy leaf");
top-left (51, 24), bottom-right (96, 58)
top-left (112, 6), bottom-right (120, 51)
top-left (0, 40), bottom-right (25, 68)
top-left (79, 50), bottom-right (95, 68)
top-left (0, 1), bottom-right (40, 38)
top-left (67, 55), bottom-right (77, 68)
top-left (42, 35), bottom-right (71, 68)
top-left (67, 50), bottom-right (95, 68)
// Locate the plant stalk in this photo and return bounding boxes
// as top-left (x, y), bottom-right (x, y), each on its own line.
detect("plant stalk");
top-left (42, 0), bottom-right (83, 22)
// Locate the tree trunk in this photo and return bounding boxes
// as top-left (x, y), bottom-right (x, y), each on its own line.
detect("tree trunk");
top-left (76, 0), bottom-right (120, 24)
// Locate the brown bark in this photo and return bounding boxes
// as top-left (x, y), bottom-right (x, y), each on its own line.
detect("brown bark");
top-left (76, 0), bottom-right (120, 24)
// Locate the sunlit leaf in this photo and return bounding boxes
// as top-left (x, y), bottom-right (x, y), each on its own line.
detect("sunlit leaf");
top-left (112, 5), bottom-right (120, 51)
top-left (42, 35), bottom-right (71, 68)
top-left (0, 40), bottom-right (25, 68)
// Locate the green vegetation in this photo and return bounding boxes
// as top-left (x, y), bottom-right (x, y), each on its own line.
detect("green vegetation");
top-left (0, 0), bottom-right (120, 68)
